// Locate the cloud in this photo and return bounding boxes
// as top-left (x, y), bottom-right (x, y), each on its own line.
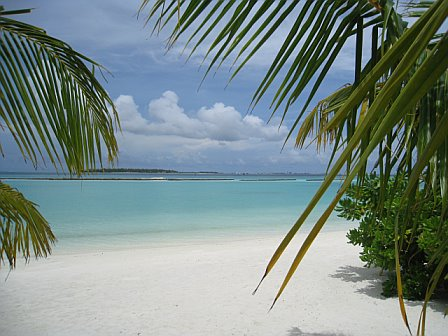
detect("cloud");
top-left (3, 1), bottom-right (344, 173)
top-left (116, 91), bottom-right (288, 142)
top-left (16, 0), bottom-right (358, 73)
top-left (112, 91), bottom-right (330, 172)
top-left (0, 90), bottom-right (334, 173)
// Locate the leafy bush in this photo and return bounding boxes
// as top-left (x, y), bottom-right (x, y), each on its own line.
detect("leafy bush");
top-left (336, 173), bottom-right (447, 300)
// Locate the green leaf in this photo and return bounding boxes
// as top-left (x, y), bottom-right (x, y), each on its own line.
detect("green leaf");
top-left (0, 182), bottom-right (56, 268)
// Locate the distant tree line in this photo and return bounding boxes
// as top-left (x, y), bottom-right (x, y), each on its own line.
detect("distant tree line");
top-left (86, 168), bottom-right (179, 174)
top-left (85, 168), bottom-right (220, 174)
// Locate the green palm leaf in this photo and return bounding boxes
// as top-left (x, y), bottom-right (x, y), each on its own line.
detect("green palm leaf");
top-left (139, 0), bottom-right (385, 123)
top-left (140, 1), bottom-right (447, 333)
top-left (0, 7), bottom-right (120, 268)
top-left (0, 181), bottom-right (56, 268)
top-left (1, 8), bottom-right (119, 175)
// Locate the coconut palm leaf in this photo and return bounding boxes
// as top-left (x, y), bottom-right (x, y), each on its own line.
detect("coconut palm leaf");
top-left (139, 1), bottom-right (389, 123)
top-left (140, 0), bottom-right (448, 333)
top-left (1, 7), bottom-right (119, 175)
top-left (295, 84), bottom-right (353, 152)
top-left (1, 7), bottom-right (120, 267)
top-left (265, 2), bottom-right (447, 325)
top-left (0, 181), bottom-right (56, 268)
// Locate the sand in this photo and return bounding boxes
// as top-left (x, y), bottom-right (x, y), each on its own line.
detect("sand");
top-left (0, 230), bottom-right (446, 336)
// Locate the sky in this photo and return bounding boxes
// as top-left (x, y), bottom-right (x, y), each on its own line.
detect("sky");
top-left (1, 0), bottom-right (360, 173)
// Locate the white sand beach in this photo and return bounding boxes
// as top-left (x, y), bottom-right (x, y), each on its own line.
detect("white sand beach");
top-left (0, 230), bottom-right (446, 336)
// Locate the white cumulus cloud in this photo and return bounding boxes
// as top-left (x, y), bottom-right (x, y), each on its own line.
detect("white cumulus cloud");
top-left (116, 91), bottom-right (288, 142)
top-left (110, 91), bottom-right (331, 173)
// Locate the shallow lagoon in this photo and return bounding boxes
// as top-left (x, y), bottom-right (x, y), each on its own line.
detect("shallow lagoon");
top-left (4, 174), bottom-right (351, 253)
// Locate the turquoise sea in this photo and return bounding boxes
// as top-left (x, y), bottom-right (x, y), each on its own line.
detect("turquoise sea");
top-left (2, 173), bottom-right (353, 253)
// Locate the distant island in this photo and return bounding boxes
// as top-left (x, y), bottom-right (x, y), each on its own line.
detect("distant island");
top-left (82, 168), bottom-right (342, 176)
top-left (85, 168), bottom-right (219, 174)
top-left (1, 170), bottom-right (345, 182)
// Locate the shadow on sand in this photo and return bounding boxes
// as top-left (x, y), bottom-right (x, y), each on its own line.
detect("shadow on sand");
top-left (330, 265), bottom-right (447, 314)
top-left (287, 327), bottom-right (349, 336)
top-left (329, 265), bottom-right (385, 299)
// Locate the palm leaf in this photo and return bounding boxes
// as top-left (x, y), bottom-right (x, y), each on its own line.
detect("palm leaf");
top-left (271, 6), bottom-right (447, 324)
top-left (259, 0), bottom-right (447, 292)
top-left (295, 84), bottom-right (352, 151)
top-left (0, 10), bottom-right (120, 175)
top-left (140, 1), bottom-right (448, 333)
top-left (139, 1), bottom-right (386, 122)
top-left (0, 182), bottom-right (56, 268)
top-left (1, 7), bottom-right (121, 268)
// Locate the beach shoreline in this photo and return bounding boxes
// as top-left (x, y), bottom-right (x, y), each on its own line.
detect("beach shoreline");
top-left (1, 229), bottom-right (446, 335)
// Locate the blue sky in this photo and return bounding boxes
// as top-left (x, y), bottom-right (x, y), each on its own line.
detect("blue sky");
top-left (2, 0), bottom-right (360, 173)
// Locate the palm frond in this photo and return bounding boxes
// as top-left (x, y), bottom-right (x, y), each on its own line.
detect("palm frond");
top-left (0, 7), bottom-right (122, 268)
top-left (0, 181), bottom-right (56, 268)
top-left (295, 84), bottom-right (352, 152)
top-left (0, 10), bottom-right (120, 175)
top-left (139, 1), bottom-right (386, 129)
top-left (140, 1), bottom-right (448, 333)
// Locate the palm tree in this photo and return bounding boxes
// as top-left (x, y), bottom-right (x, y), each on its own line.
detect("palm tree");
top-left (138, 0), bottom-right (447, 333)
top-left (0, 7), bottom-right (119, 267)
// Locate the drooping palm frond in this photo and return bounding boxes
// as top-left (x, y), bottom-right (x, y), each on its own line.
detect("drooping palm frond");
top-left (295, 84), bottom-right (353, 152)
top-left (139, 0), bottom-right (394, 137)
top-left (263, 0), bottom-right (447, 323)
top-left (140, 0), bottom-right (447, 334)
top-left (0, 7), bottom-right (120, 175)
top-left (0, 7), bottom-right (121, 268)
top-left (0, 182), bottom-right (56, 268)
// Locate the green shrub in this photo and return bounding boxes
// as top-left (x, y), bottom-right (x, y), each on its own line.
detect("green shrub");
top-left (336, 173), bottom-right (447, 300)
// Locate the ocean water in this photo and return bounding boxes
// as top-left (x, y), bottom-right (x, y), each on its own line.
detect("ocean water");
top-left (3, 175), bottom-right (353, 253)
